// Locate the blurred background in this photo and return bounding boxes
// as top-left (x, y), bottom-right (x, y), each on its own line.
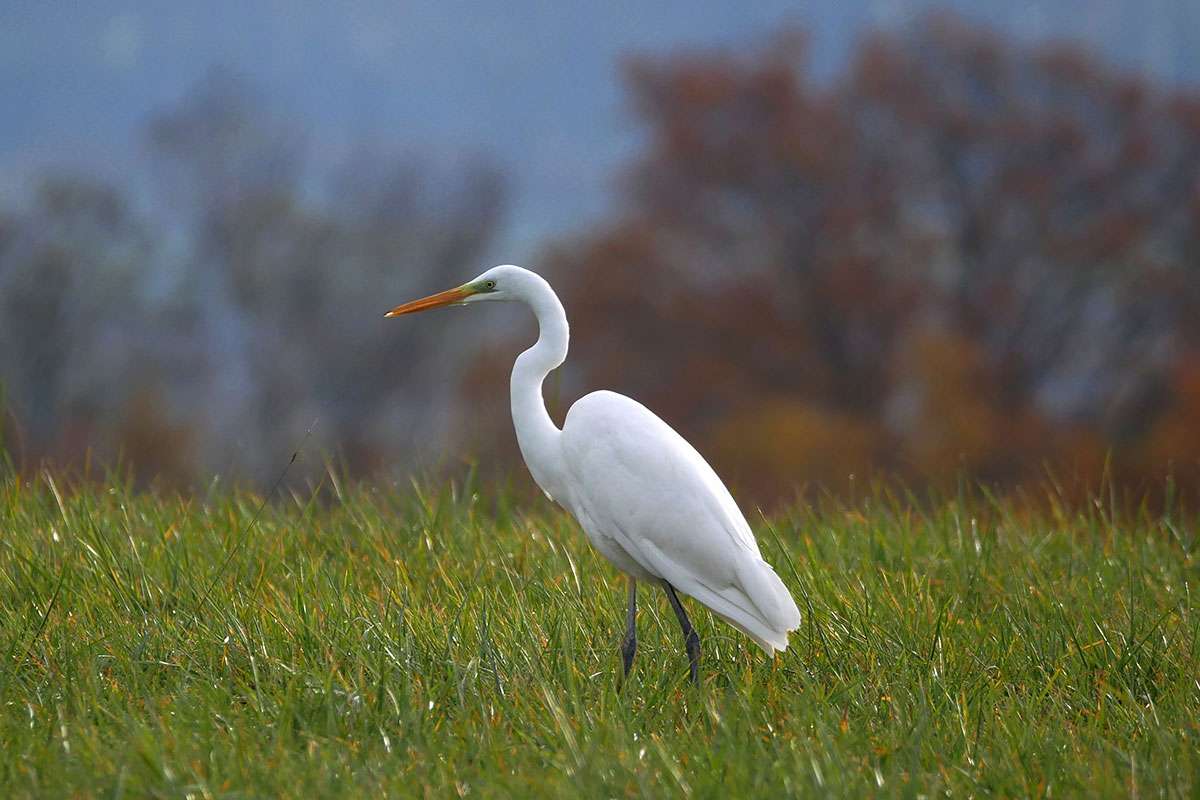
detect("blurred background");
top-left (2, 1), bottom-right (1198, 505)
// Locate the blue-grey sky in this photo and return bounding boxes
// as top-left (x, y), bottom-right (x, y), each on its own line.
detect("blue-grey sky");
top-left (3, 1), bottom-right (1197, 259)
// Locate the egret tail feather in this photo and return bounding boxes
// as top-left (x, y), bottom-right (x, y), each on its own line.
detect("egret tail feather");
top-left (735, 558), bottom-right (802, 634)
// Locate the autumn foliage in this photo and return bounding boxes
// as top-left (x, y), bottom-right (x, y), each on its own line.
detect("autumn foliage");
top-left (468, 17), bottom-right (1200, 505)
top-left (2, 18), bottom-right (1198, 504)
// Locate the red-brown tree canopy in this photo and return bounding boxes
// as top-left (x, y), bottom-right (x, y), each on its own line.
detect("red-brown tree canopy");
top-left (468, 16), bottom-right (1200, 505)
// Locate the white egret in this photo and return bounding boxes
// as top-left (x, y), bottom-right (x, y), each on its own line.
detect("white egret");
top-left (386, 265), bottom-right (801, 683)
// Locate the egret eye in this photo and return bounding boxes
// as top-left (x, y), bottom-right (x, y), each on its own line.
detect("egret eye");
top-left (485, 280), bottom-right (496, 290)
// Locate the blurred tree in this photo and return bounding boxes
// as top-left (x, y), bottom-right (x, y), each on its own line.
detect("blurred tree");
top-left (145, 75), bottom-right (508, 485)
top-left (467, 14), bottom-right (1200, 504)
top-left (0, 74), bottom-right (506, 487)
top-left (0, 176), bottom-right (157, 468)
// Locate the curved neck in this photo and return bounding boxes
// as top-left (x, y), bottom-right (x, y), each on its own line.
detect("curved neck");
top-left (510, 277), bottom-right (569, 501)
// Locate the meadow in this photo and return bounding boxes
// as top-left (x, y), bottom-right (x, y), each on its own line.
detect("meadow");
top-left (0, 471), bottom-right (1196, 797)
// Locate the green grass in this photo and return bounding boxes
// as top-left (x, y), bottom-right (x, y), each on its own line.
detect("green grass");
top-left (0, 471), bottom-right (1197, 798)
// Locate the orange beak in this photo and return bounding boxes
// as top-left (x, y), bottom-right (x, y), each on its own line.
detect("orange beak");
top-left (384, 285), bottom-right (473, 318)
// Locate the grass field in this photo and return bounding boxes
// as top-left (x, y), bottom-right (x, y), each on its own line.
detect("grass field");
top-left (0, 471), bottom-right (1196, 798)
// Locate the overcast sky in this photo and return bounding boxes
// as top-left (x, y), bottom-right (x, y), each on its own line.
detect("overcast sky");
top-left (3, 1), bottom-right (1197, 260)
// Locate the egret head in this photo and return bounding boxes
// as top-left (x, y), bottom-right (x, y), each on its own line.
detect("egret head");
top-left (384, 264), bottom-right (529, 317)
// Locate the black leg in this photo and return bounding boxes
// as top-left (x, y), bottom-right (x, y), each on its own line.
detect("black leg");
top-left (663, 582), bottom-right (701, 685)
top-left (621, 577), bottom-right (637, 677)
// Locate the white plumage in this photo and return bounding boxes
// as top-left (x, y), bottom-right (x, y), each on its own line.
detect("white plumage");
top-left (561, 390), bottom-right (800, 653)
top-left (386, 264), bottom-right (801, 681)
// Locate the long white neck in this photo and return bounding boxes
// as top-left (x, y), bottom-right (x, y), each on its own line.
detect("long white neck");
top-left (510, 274), bottom-right (569, 503)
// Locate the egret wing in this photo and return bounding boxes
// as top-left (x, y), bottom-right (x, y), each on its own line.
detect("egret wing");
top-left (560, 391), bottom-right (800, 651)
